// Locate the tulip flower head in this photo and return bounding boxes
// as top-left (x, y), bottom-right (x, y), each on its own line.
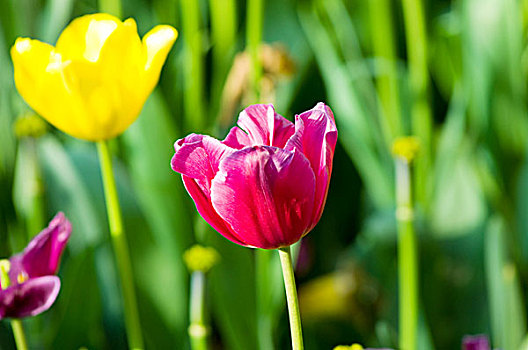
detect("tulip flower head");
top-left (11, 13), bottom-right (178, 141)
top-left (0, 213), bottom-right (71, 319)
top-left (171, 103), bottom-right (337, 249)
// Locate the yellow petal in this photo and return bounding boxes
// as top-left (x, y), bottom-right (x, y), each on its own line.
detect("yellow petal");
top-left (88, 18), bottom-right (144, 138)
top-left (11, 38), bottom-right (54, 108)
top-left (55, 13), bottom-right (121, 62)
top-left (10, 38), bottom-right (89, 139)
top-left (56, 16), bottom-right (145, 140)
top-left (64, 62), bottom-right (143, 140)
top-left (142, 25), bottom-right (178, 91)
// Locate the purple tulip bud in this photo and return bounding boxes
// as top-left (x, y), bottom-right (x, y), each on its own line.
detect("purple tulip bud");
top-left (0, 213), bottom-right (71, 320)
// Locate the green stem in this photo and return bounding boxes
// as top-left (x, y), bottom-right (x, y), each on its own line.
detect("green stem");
top-left (278, 246), bottom-right (304, 350)
top-left (401, 0), bottom-right (431, 208)
top-left (180, 0), bottom-right (206, 131)
top-left (246, 0), bottom-right (264, 101)
top-left (209, 0), bottom-right (237, 74)
top-left (11, 320), bottom-right (28, 350)
top-left (97, 141), bottom-right (144, 350)
top-left (189, 271), bottom-right (208, 350)
top-left (368, 0), bottom-right (402, 142)
top-left (209, 0), bottom-right (237, 113)
top-left (28, 139), bottom-right (45, 239)
top-left (98, 0), bottom-right (122, 18)
top-left (395, 158), bottom-right (418, 350)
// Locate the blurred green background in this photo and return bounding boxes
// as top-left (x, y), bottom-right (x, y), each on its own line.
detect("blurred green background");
top-left (1, 0), bottom-right (528, 349)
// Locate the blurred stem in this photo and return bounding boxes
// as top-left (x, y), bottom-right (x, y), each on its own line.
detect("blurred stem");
top-left (278, 246), bottom-right (304, 350)
top-left (246, 0), bottom-right (263, 101)
top-left (256, 250), bottom-right (275, 350)
top-left (28, 142), bottom-right (45, 240)
top-left (209, 0), bottom-right (237, 110)
top-left (395, 157), bottom-right (418, 350)
top-left (97, 141), bottom-right (144, 350)
top-left (11, 320), bottom-right (28, 350)
top-left (189, 271), bottom-right (208, 350)
top-left (98, 0), bottom-right (122, 18)
top-left (401, 0), bottom-right (431, 208)
top-left (14, 139), bottom-right (45, 242)
top-left (210, 0), bottom-right (237, 75)
top-left (368, 0), bottom-right (402, 142)
top-left (180, 0), bottom-right (206, 131)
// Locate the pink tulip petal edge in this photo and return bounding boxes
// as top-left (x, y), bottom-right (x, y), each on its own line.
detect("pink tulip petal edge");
top-left (171, 103), bottom-right (337, 249)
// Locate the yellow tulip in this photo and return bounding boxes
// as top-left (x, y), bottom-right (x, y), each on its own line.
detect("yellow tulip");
top-left (11, 13), bottom-right (177, 141)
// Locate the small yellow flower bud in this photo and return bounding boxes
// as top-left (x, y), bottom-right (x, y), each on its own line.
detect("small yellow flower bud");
top-left (333, 344), bottom-right (364, 350)
top-left (0, 259), bottom-right (11, 289)
top-left (13, 112), bottom-right (47, 139)
top-left (392, 136), bottom-right (420, 163)
top-left (183, 245), bottom-right (220, 273)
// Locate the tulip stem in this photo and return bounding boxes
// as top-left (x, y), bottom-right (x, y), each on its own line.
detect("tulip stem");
top-left (189, 271), bottom-right (208, 350)
top-left (278, 246), bottom-right (304, 350)
top-left (401, 0), bottom-right (431, 208)
top-left (97, 141), bottom-right (144, 350)
top-left (181, 0), bottom-right (206, 131)
top-left (395, 156), bottom-right (418, 350)
top-left (246, 0), bottom-right (263, 101)
top-left (11, 320), bottom-right (28, 350)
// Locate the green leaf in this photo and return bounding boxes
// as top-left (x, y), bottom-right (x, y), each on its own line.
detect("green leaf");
top-left (298, 3), bottom-right (393, 209)
top-left (485, 216), bottom-right (527, 350)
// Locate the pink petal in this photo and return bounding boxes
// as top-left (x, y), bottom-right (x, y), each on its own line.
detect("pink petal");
top-left (0, 276), bottom-right (61, 320)
top-left (285, 103), bottom-right (338, 230)
top-left (222, 126), bottom-right (251, 149)
top-left (237, 104), bottom-right (294, 147)
top-left (210, 146), bottom-right (315, 249)
top-left (10, 213), bottom-right (71, 280)
top-left (171, 134), bottom-right (236, 197)
top-left (182, 176), bottom-right (248, 246)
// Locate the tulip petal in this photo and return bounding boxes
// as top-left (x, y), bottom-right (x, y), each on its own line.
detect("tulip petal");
top-left (55, 13), bottom-right (121, 62)
top-left (59, 17), bottom-right (145, 140)
top-left (142, 25), bottom-right (178, 91)
top-left (0, 276), bottom-right (61, 320)
top-left (285, 103), bottom-right (337, 229)
top-left (211, 146), bottom-right (315, 249)
top-left (222, 126), bottom-right (251, 149)
top-left (237, 104), bottom-right (294, 147)
top-left (172, 134), bottom-right (249, 245)
top-left (171, 134), bottom-right (236, 196)
top-left (10, 38), bottom-right (54, 108)
top-left (9, 213), bottom-right (71, 281)
top-left (182, 176), bottom-right (248, 246)
top-left (10, 38), bottom-right (88, 138)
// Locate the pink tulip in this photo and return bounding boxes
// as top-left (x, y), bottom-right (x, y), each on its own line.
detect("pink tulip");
top-left (171, 103), bottom-right (337, 249)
